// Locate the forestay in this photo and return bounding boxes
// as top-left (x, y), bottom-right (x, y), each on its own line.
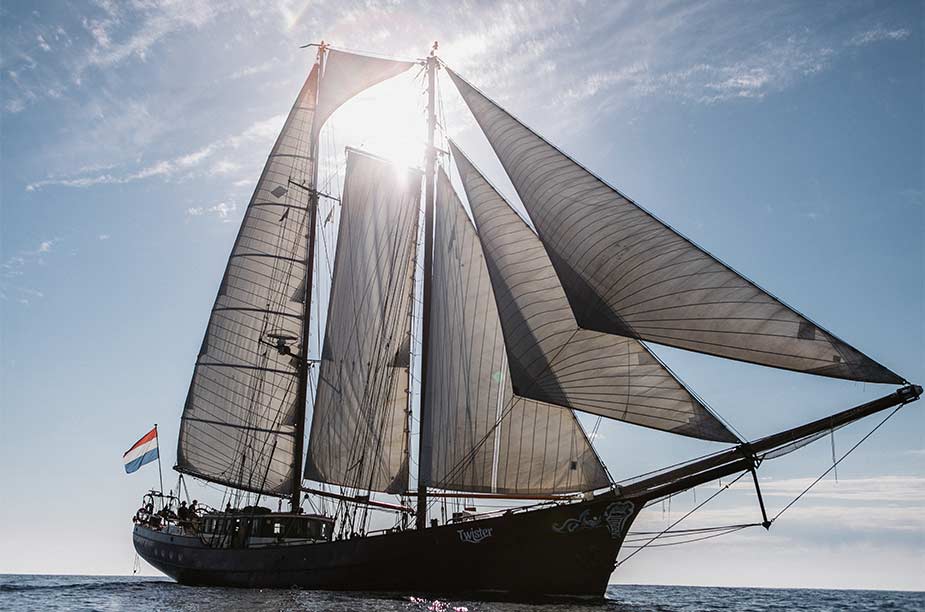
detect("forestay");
top-left (177, 66), bottom-right (320, 496)
top-left (304, 150), bottom-right (420, 494)
top-left (421, 170), bottom-right (610, 495)
top-left (447, 69), bottom-right (902, 385)
top-left (451, 142), bottom-right (736, 443)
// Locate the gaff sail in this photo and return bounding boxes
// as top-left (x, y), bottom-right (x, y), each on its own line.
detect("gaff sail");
top-left (313, 49), bottom-right (416, 138)
top-left (176, 66), bottom-right (320, 496)
top-left (447, 68), bottom-right (902, 385)
top-left (177, 50), bottom-right (417, 497)
top-left (450, 142), bottom-right (736, 443)
top-left (420, 170), bottom-right (610, 495)
top-left (304, 149), bottom-right (420, 494)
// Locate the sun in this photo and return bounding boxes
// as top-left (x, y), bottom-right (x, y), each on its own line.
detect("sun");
top-left (318, 69), bottom-right (426, 175)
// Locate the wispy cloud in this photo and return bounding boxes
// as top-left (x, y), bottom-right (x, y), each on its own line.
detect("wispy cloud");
top-left (849, 27), bottom-right (911, 47)
top-left (228, 59), bottom-right (277, 80)
top-left (209, 159), bottom-right (241, 176)
top-left (1, 239), bottom-right (60, 304)
top-left (2, 238), bottom-right (59, 277)
top-left (754, 475), bottom-right (925, 504)
top-left (186, 201), bottom-right (237, 220)
top-left (25, 113), bottom-right (281, 191)
top-left (78, 0), bottom-right (225, 73)
top-left (560, 33), bottom-right (839, 107)
top-left (2, 0), bottom-right (227, 114)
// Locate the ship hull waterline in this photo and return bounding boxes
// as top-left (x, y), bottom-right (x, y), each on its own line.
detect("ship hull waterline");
top-left (133, 492), bottom-right (639, 600)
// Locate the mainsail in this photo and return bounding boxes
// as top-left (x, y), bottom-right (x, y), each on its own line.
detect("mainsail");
top-left (304, 149), bottom-right (420, 494)
top-left (450, 142), bottom-right (736, 443)
top-left (421, 170), bottom-right (610, 494)
top-left (176, 66), bottom-right (320, 496)
top-left (447, 69), bottom-right (902, 385)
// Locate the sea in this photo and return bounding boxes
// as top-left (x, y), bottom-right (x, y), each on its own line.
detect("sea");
top-left (1, 575), bottom-right (922, 612)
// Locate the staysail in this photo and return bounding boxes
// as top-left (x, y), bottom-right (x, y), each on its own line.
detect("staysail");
top-left (450, 142), bottom-right (736, 443)
top-left (421, 170), bottom-right (610, 494)
top-left (176, 66), bottom-right (320, 496)
top-left (304, 149), bottom-right (420, 494)
top-left (447, 68), bottom-right (902, 385)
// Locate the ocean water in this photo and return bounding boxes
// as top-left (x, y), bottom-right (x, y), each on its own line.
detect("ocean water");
top-left (1, 575), bottom-right (922, 612)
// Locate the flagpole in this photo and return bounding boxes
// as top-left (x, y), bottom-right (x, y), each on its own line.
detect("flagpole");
top-left (154, 423), bottom-right (164, 495)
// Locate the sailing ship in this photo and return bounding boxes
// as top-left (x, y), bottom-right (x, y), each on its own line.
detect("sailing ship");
top-left (131, 42), bottom-right (920, 600)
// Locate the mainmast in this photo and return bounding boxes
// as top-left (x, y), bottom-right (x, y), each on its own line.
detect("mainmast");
top-left (291, 42), bottom-right (327, 511)
top-left (416, 42), bottom-right (439, 529)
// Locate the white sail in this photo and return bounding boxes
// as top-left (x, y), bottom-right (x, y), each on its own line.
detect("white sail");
top-left (304, 149), bottom-right (420, 494)
top-left (447, 68), bottom-right (902, 385)
top-left (313, 48), bottom-right (415, 138)
top-left (176, 66), bottom-right (320, 496)
top-left (451, 142), bottom-right (737, 443)
top-left (176, 52), bottom-right (418, 497)
top-left (421, 170), bottom-right (610, 495)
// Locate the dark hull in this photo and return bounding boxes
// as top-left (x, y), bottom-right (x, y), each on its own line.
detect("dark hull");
top-left (134, 493), bottom-right (639, 600)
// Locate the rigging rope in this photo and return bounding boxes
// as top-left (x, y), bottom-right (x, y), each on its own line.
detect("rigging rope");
top-left (770, 405), bottom-right (902, 523)
top-left (616, 403), bottom-right (906, 564)
top-left (622, 524), bottom-right (760, 549)
top-left (615, 471), bottom-right (748, 567)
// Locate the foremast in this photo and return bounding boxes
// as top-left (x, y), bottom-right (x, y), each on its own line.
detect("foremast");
top-left (291, 42), bottom-right (328, 511)
top-left (416, 42), bottom-right (439, 530)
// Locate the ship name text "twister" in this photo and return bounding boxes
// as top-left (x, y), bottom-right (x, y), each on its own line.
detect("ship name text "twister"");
top-left (457, 527), bottom-right (493, 544)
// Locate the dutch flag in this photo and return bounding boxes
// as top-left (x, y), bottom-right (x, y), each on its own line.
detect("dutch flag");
top-left (123, 427), bottom-right (159, 474)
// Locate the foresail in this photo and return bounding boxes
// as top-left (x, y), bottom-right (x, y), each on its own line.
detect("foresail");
top-left (421, 169), bottom-right (610, 495)
top-left (447, 68), bottom-right (902, 385)
top-left (304, 150), bottom-right (419, 494)
top-left (450, 142), bottom-right (737, 443)
top-left (314, 49), bottom-right (415, 137)
top-left (176, 66), bottom-right (320, 496)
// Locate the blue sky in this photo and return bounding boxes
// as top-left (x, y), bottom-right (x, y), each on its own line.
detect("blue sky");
top-left (1, 0), bottom-right (922, 590)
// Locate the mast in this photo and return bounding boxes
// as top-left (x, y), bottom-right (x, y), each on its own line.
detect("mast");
top-left (416, 42), bottom-right (438, 529)
top-left (291, 42), bottom-right (327, 511)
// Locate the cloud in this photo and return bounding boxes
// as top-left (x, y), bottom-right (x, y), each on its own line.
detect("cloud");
top-left (79, 0), bottom-right (225, 72)
top-left (228, 60), bottom-right (276, 80)
top-left (754, 475), bottom-right (925, 504)
top-left (849, 27), bottom-right (911, 47)
top-left (560, 34), bottom-right (838, 107)
top-left (2, 239), bottom-right (59, 276)
top-left (1, 239), bottom-right (60, 305)
top-left (209, 159), bottom-right (241, 176)
top-left (631, 475), bottom-right (925, 539)
top-left (186, 201), bottom-right (236, 219)
top-left (2, 0), bottom-right (227, 114)
top-left (25, 109), bottom-right (285, 191)
top-left (98, 234), bottom-right (111, 241)
top-left (229, 114), bottom-right (287, 147)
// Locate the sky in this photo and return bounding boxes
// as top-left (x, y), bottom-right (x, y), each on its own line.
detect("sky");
top-left (1, 0), bottom-right (923, 591)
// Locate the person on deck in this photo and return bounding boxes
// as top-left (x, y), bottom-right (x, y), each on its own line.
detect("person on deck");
top-left (188, 500), bottom-right (200, 532)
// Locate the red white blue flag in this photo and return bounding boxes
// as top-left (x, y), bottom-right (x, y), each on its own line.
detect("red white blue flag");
top-left (123, 427), bottom-right (159, 474)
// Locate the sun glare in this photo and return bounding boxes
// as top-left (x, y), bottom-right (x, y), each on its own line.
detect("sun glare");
top-left (320, 71), bottom-right (426, 175)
